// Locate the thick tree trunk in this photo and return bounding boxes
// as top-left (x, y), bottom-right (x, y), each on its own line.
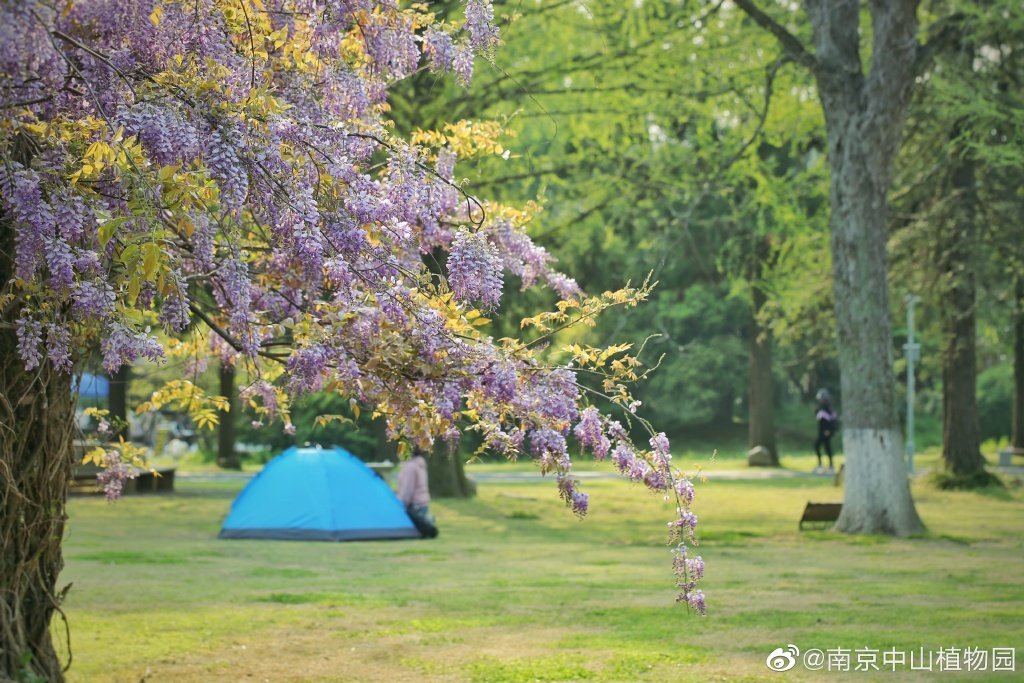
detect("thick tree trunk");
top-left (427, 446), bottom-right (475, 499)
top-left (806, 0), bottom-right (924, 534)
top-left (216, 362), bottom-right (241, 470)
top-left (108, 364), bottom-right (130, 440)
top-left (1, 232), bottom-right (75, 681)
top-left (939, 146), bottom-right (986, 475)
top-left (1013, 275), bottom-right (1024, 450)
top-left (748, 273), bottom-right (778, 464)
top-left (825, 136), bottom-right (923, 534)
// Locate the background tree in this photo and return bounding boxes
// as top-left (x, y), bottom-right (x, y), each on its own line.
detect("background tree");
top-left (216, 360), bottom-right (241, 470)
top-left (727, 0), bottom-right (991, 534)
top-left (891, 0), bottom-right (1024, 480)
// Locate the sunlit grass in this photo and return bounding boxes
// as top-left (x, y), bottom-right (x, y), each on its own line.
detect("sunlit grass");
top-left (58, 463), bottom-right (1024, 682)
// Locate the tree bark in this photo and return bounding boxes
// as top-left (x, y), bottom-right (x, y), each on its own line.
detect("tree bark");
top-left (939, 140), bottom-right (986, 475)
top-left (1013, 275), bottom-right (1024, 450)
top-left (806, 0), bottom-right (925, 534)
top-left (748, 247), bottom-right (778, 464)
top-left (108, 364), bottom-right (130, 440)
top-left (427, 446), bottom-right (475, 499)
top-left (734, 2), bottom-right (927, 532)
top-left (1, 224), bottom-right (75, 681)
top-left (216, 362), bottom-right (241, 470)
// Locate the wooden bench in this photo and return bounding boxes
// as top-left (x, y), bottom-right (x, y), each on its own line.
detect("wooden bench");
top-left (799, 502), bottom-right (842, 530)
top-left (71, 464), bottom-right (175, 495)
top-left (134, 468), bottom-right (176, 493)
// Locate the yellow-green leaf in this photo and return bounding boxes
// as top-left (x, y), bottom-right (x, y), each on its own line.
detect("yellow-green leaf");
top-left (142, 243), bottom-right (160, 279)
top-left (82, 447), bottom-right (107, 466)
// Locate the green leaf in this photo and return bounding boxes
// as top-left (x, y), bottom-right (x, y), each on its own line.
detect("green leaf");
top-left (121, 243), bottom-right (139, 265)
top-left (98, 216), bottom-right (128, 247)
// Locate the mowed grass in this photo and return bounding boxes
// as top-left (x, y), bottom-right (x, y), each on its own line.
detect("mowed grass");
top-left (57, 465), bottom-right (1024, 682)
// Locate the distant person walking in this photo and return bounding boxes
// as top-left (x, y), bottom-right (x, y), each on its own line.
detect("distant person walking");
top-left (814, 389), bottom-right (839, 474)
top-left (396, 449), bottom-right (438, 538)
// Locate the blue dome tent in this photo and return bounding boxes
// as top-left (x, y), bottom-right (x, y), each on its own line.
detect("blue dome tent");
top-left (219, 446), bottom-right (420, 541)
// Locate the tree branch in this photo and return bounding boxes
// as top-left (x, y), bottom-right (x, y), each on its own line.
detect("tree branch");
top-left (733, 0), bottom-right (818, 73)
top-left (913, 12), bottom-right (967, 78)
top-left (188, 303), bottom-right (286, 361)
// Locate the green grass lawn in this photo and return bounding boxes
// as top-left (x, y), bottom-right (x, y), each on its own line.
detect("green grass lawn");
top-left (57, 464), bottom-right (1023, 682)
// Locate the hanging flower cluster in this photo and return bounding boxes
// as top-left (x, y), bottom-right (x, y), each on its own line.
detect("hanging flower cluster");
top-left (0, 0), bottom-right (703, 610)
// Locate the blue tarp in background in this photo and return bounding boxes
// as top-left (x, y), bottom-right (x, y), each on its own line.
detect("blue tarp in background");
top-left (75, 372), bottom-right (109, 400)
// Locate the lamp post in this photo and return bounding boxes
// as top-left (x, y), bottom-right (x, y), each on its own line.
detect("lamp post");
top-left (904, 295), bottom-right (921, 474)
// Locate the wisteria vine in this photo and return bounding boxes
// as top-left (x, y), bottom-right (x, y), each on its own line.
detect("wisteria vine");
top-left (0, 0), bottom-right (703, 611)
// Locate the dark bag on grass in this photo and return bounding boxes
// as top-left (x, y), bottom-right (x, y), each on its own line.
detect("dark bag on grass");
top-left (407, 506), bottom-right (439, 539)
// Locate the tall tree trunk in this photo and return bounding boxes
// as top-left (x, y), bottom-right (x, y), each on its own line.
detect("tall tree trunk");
top-left (736, 0), bottom-right (926, 532)
top-left (108, 364), bottom-right (130, 440)
top-left (748, 250), bottom-right (778, 464)
top-left (1, 224), bottom-right (74, 681)
top-left (939, 141), bottom-right (986, 475)
top-left (216, 362), bottom-right (241, 470)
top-left (807, 0), bottom-right (924, 534)
top-left (1013, 275), bottom-right (1024, 450)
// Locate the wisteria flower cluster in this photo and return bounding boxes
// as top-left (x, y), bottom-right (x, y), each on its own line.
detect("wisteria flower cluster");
top-left (1, 0), bottom-right (702, 609)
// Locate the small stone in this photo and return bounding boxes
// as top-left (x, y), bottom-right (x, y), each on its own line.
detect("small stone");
top-left (747, 445), bottom-right (775, 467)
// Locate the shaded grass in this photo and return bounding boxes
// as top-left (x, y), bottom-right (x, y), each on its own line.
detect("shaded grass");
top-left (57, 465), bottom-right (1024, 682)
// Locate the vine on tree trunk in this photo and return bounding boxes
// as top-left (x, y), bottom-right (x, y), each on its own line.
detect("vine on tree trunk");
top-left (0, 317), bottom-right (77, 681)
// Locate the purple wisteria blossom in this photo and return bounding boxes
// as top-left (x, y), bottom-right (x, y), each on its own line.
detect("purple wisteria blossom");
top-left (448, 229), bottom-right (503, 310)
top-left (465, 0), bottom-right (500, 51)
top-left (159, 284), bottom-right (191, 333)
top-left (95, 451), bottom-right (138, 502)
top-left (574, 406), bottom-right (611, 459)
top-left (453, 44), bottom-right (475, 85)
top-left (71, 281), bottom-right (116, 320)
top-left (2, 168), bottom-right (54, 280)
top-left (557, 475), bottom-right (589, 517)
top-left (423, 28), bottom-right (456, 73)
top-left (240, 381), bottom-right (279, 420)
top-left (481, 361), bottom-right (517, 402)
top-left (100, 324), bottom-right (164, 374)
top-left (675, 477), bottom-right (695, 505)
top-left (46, 323), bottom-right (72, 373)
top-left (206, 127), bottom-right (249, 212)
top-left (16, 317), bottom-right (43, 371)
top-left (530, 427), bottom-right (570, 472)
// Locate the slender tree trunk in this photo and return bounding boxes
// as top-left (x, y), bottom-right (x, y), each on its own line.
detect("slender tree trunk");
top-left (1, 223), bottom-right (74, 681)
top-left (939, 142), bottom-right (986, 475)
top-left (1013, 275), bottom-right (1024, 450)
top-left (806, 0), bottom-right (924, 534)
top-left (748, 256), bottom-right (778, 464)
top-left (217, 362), bottom-right (241, 470)
top-left (108, 364), bottom-right (130, 440)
